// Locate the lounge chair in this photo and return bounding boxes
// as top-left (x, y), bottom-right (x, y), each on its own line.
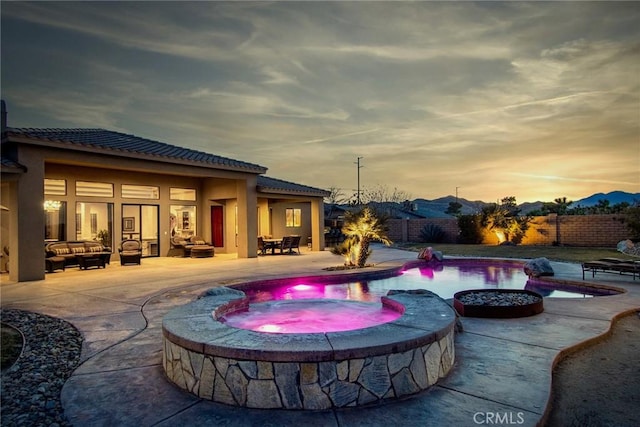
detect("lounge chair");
top-left (190, 235), bottom-right (211, 246)
top-left (582, 258), bottom-right (639, 280)
top-left (188, 235), bottom-right (215, 258)
top-left (119, 240), bottom-right (142, 265)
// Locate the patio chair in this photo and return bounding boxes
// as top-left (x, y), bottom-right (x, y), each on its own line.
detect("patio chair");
top-left (279, 235), bottom-right (301, 255)
top-left (119, 239), bottom-right (142, 265)
top-left (258, 236), bottom-right (267, 255)
top-left (289, 235), bottom-right (301, 254)
top-left (278, 236), bottom-right (293, 254)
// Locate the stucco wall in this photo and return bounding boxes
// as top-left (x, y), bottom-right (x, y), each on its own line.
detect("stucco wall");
top-left (269, 202), bottom-right (312, 246)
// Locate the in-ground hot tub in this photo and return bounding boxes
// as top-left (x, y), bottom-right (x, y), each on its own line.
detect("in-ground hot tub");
top-left (162, 287), bottom-right (456, 409)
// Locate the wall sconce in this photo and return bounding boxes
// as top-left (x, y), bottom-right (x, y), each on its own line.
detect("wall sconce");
top-left (44, 200), bottom-right (62, 211)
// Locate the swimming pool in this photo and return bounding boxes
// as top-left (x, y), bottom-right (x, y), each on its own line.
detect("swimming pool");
top-left (243, 261), bottom-right (613, 303)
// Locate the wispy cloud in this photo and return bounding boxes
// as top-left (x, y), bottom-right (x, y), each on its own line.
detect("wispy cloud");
top-left (509, 173), bottom-right (638, 187)
top-left (301, 128), bottom-right (382, 145)
top-left (2, 1), bottom-right (638, 201)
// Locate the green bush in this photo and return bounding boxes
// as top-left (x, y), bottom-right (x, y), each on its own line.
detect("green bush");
top-left (419, 223), bottom-right (447, 243)
top-left (457, 214), bottom-right (484, 244)
top-left (623, 206), bottom-right (640, 240)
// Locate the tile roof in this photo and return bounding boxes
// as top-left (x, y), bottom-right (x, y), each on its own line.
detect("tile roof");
top-left (0, 155), bottom-right (26, 173)
top-left (6, 128), bottom-right (267, 173)
top-left (257, 176), bottom-right (330, 197)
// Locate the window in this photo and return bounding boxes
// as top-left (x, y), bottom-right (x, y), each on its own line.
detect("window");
top-left (170, 205), bottom-right (196, 239)
top-left (122, 184), bottom-right (159, 199)
top-left (170, 188), bottom-right (196, 201)
top-left (75, 202), bottom-right (114, 247)
top-left (76, 181), bottom-right (113, 197)
top-left (286, 208), bottom-right (301, 227)
top-left (91, 213), bottom-right (98, 234)
top-left (44, 201), bottom-right (66, 241)
top-left (44, 179), bottom-right (66, 196)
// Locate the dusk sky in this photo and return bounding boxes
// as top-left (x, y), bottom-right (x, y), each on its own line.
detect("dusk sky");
top-left (2, 1), bottom-right (639, 203)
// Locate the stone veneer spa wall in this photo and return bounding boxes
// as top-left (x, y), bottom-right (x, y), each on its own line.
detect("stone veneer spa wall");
top-left (162, 288), bottom-right (456, 410)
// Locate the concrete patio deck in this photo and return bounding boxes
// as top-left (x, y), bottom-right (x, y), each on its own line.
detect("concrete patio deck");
top-left (1, 246), bottom-right (639, 427)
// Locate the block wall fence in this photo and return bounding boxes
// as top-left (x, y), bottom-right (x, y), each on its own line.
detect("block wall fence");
top-left (387, 214), bottom-right (630, 247)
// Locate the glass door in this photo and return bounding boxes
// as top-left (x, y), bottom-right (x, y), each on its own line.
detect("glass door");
top-left (122, 204), bottom-right (159, 257)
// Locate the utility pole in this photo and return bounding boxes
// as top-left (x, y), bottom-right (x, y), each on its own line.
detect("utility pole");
top-left (355, 157), bottom-right (363, 205)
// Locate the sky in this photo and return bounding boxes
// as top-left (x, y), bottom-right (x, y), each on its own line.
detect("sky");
top-left (1, 1), bottom-right (639, 203)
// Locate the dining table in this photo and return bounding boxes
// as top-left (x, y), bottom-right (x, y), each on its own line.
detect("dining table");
top-left (262, 238), bottom-right (282, 255)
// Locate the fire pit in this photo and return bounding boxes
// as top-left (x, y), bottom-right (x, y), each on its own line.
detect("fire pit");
top-left (453, 289), bottom-right (544, 318)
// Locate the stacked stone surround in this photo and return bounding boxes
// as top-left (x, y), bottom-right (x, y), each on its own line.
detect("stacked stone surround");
top-left (162, 288), bottom-right (456, 410)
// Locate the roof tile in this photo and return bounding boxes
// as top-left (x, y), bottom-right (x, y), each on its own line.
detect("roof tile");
top-left (258, 176), bottom-right (330, 197)
top-left (7, 128), bottom-right (267, 173)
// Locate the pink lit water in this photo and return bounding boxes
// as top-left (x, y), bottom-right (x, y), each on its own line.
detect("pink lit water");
top-left (224, 264), bottom-right (600, 334)
top-left (221, 299), bottom-right (401, 334)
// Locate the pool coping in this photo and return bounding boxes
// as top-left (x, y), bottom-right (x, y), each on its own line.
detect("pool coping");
top-left (162, 288), bottom-right (456, 362)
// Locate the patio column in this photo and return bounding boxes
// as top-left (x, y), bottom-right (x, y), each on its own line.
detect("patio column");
top-left (310, 198), bottom-right (325, 251)
top-left (236, 177), bottom-right (258, 258)
top-left (12, 146), bottom-right (46, 281)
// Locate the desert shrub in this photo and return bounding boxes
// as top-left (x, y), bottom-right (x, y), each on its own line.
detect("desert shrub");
top-left (419, 223), bottom-right (446, 243)
top-left (623, 206), bottom-right (640, 240)
top-left (457, 214), bottom-right (484, 244)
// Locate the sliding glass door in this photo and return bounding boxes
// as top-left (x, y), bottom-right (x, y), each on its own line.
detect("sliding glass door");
top-left (121, 204), bottom-right (159, 257)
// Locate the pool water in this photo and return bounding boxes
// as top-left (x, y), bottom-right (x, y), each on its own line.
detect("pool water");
top-left (220, 299), bottom-right (402, 333)
top-left (245, 264), bottom-right (603, 304)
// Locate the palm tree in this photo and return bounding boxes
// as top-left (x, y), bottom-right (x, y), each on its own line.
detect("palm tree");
top-left (481, 197), bottom-right (531, 244)
top-left (341, 207), bottom-right (392, 267)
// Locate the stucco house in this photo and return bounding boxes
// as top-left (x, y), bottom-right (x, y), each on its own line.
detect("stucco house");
top-left (0, 101), bottom-right (329, 282)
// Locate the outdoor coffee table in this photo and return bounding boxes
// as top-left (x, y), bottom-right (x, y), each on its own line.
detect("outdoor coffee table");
top-left (76, 254), bottom-right (106, 270)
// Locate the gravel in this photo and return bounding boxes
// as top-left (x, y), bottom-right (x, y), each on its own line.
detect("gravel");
top-left (457, 290), bottom-right (542, 306)
top-left (1, 309), bottom-right (83, 427)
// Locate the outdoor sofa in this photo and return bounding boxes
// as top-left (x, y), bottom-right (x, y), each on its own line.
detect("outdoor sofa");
top-left (45, 241), bottom-right (112, 270)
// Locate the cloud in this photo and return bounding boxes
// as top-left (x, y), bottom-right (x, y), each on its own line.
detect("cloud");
top-left (2, 1), bottom-right (638, 202)
top-left (510, 173), bottom-right (638, 187)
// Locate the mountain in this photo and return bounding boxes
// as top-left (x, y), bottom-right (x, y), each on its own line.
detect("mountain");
top-left (327, 191), bottom-right (639, 219)
top-left (571, 191), bottom-right (640, 207)
top-left (518, 201), bottom-right (544, 215)
top-left (409, 191), bottom-right (639, 217)
top-left (411, 195), bottom-right (486, 218)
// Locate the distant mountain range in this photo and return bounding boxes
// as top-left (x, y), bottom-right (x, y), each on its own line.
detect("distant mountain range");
top-left (410, 191), bottom-right (640, 217)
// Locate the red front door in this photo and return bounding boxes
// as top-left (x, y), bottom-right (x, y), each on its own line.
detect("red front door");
top-left (211, 206), bottom-right (224, 247)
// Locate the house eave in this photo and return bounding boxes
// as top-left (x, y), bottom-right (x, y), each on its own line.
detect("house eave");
top-left (5, 132), bottom-right (268, 175)
top-left (258, 186), bottom-right (330, 198)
